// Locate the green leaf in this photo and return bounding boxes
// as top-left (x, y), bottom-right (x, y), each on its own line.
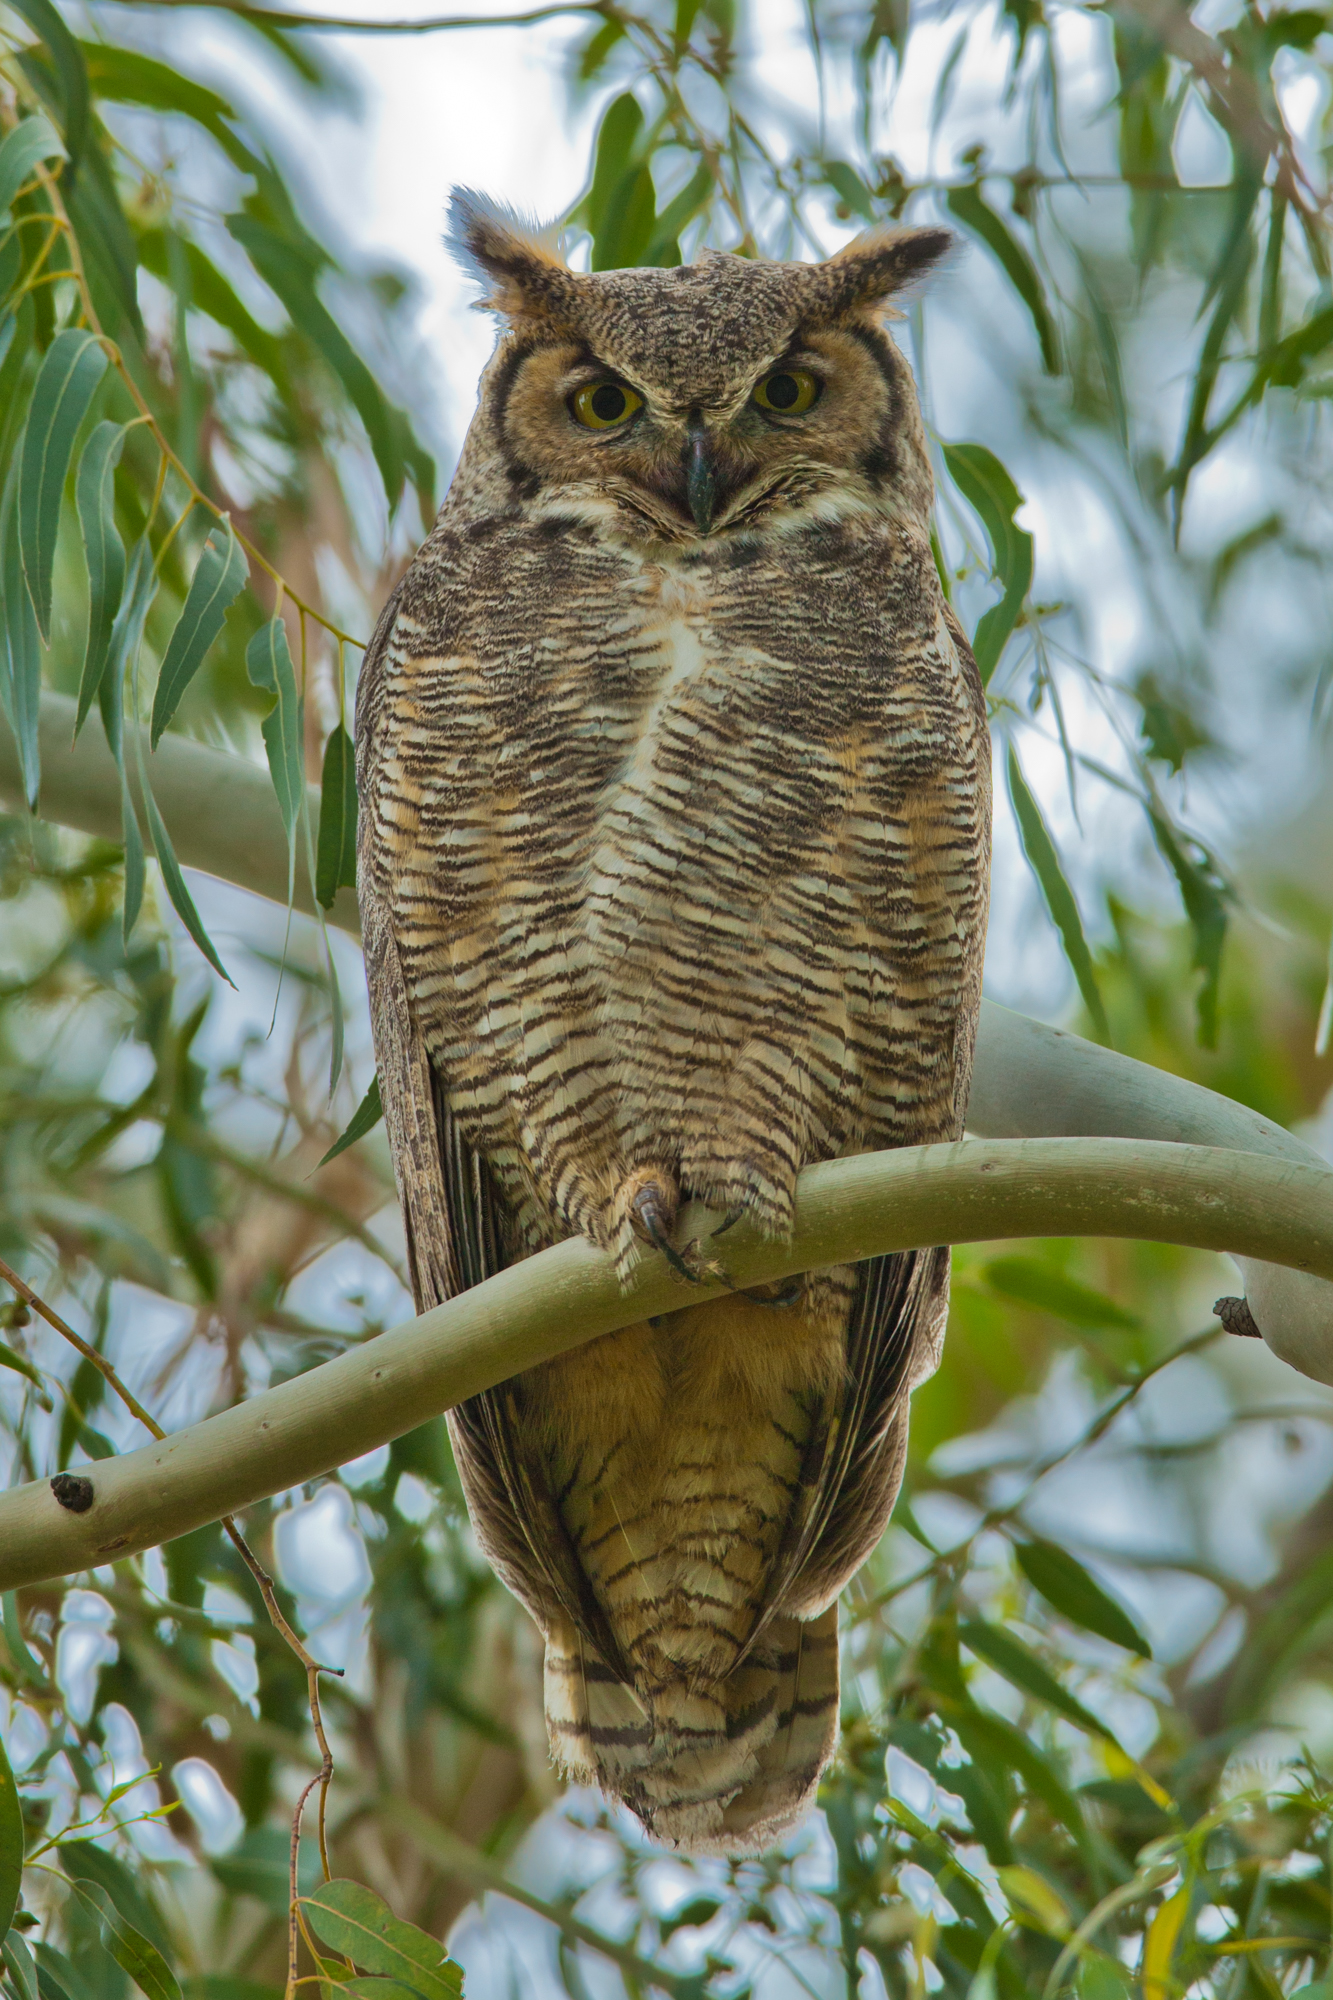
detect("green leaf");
top-left (150, 522), bottom-right (248, 747)
top-left (0, 114), bottom-right (65, 216)
top-left (660, 1897), bottom-right (725, 1939)
top-left (0, 1343), bottom-right (48, 1400)
top-left (946, 182), bottom-right (1059, 372)
top-left (33, 1940), bottom-right (95, 2000)
top-left (941, 441), bottom-right (1033, 682)
top-left (59, 1842), bottom-right (175, 1964)
top-left (137, 230), bottom-right (285, 384)
top-left (0, 453), bottom-right (41, 808)
top-left (100, 537), bottom-right (158, 770)
top-left (74, 419), bottom-right (129, 736)
top-left (121, 767), bottom-right (144, 944)
top-left (2, 1934), bottom-right (38, 2000)
top-left (301, 1880), bottom-right (462, 1998)
top-left (1006, 745), bottom-right (1110, 1043)
top-left (595, 165), bottom-right (657, 272)
top-left (982, 1256), bottom-right (1138, 1329)
top-left (2, 1595), bottom-right (47, 1690)
top-left (960, 1617), bottom-right (1116, 1741)
top-left (245, 618), bottom-right (305, 898)
top-left (68, 1882), bottom-right (180, 2000)
top-left (824, 159), bottom-right (877, 221)
top-left (9, 0), bottom-right (89, 179)
top-left (642, 162), bottom-right (712, 267)
top-left (227, 210), bottom-right (410, 506)
top-left (141, 771), bottom-right (234, 986)
top-left (319, 1076), bottom-right (382, 1167)
top-left (315, 723), bottom-right (357, 909)
top-left (18, 327), bottom-right (107, 641)
top-left (0, 1719), bottom-right (24, 1941)
top-left (1014, 1538), bottom-right (1152, 1658)
top-left (78, 44), bottom-right (262, 178)
top-left (586, 93), bottom-right (644, 240)
top-left (1147, 808), bottom-right (1228, 1048)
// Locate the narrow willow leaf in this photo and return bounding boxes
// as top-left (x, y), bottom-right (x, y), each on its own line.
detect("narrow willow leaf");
top-left (642, 161), bottom-right (711, 265)
top-left (121, 768), bottom-right (144, 944)
top-left (69, 1881), bottom-right (181, 2000)
top-left (959, 1617), bottom-right (1116, 1742)
top-left (150, 522), bottom-right (247, 746)
top-left (2, 1595), bottom-right (46, 1690)
top-left (1147, 807), bottom-right (1228, 1049)
top-left (74, 418), bottom-right (128, 736)
top-left (32, 1942), bottom-right (87, 1999)
top-left (9, 0), bottom-right (90, 176)
top-left (226, 210), bottom-right (408, 505)
top-left (140, 772), bottom-right (234, 985)
top-left (1, 1934), bottom-right (38, 2000)
top-left (941, 441), bottom-right (1033, 682)
top-left (586, 92), bottom-right (645, 245)
top-left (319, 1076), bottom-right (382, 1167)
top-left (1006, 746), bottom-right (1110, 1043)
top-left (315, 723), bottom-right (356, 909)
top-left (824, 159), bottom-right (877, 220)
top-left (1141, 1886), bottom-right (1189, 2000)
top-left (946, 182), bottom-right (1059, 372)
top-left (982, 1256), bottom-right (1138, 1329)
top-left (301, 1879), bottom-right (463, 1998)
top-left (0, 453), bottom-right (41, 806)
top-left (100, 537), bottom-right (156, 769)
top-left (244, 618), bottom-right (304, 897)
top-left (0, 113), bottom-right (65, 215)
top-left (594, 163), bottom-right (656, 272)
top-left (0, 1343), bottom-right (47, 1396)
top-left (1013, 1538), bottom-right (1152, 1658)
top-left (0, 1717), bottom-right (23, 1939)
top-left (325, 928), bottom-right (344, 1095)
top-left (18, 327), bottom-right (107, 641)
top-left (0, 314), bottom-right (15, 370)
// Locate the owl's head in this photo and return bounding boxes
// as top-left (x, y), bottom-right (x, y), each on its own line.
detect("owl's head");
top-left (447, 190), bottom-right (951, 546)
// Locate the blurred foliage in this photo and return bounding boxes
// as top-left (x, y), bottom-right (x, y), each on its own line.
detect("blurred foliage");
top-left (1, 0), bottom-right (1332, 1994)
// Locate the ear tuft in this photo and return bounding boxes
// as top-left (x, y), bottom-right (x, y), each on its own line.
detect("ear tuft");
top-left (814, 225), bottom-right (955, 320)
top-left (445, 188), bottom-right (578, 322)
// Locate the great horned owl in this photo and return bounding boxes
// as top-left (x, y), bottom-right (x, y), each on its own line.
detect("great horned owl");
top-left (356, 193), bottom-right (992, 1854)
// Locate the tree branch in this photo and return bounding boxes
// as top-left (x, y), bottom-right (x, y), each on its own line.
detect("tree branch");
top-left (0, 1136), bottom-right (1330, 1593)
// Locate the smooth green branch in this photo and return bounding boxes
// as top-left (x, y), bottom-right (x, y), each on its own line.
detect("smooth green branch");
top-left (0, 1136), bottom-right (1330, 1593)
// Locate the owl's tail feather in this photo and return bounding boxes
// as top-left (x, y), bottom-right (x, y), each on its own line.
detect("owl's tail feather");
top-left (543, 1605), bottom-right (840, 1855)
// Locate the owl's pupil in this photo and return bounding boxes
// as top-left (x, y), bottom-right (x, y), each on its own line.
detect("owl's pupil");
top-left (765, 373), bottom-right (800, 409)
top-left (591, 383), bottom-right (627, 423)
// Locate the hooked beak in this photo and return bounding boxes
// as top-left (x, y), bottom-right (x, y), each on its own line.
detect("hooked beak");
top-left (684, 413), bottom-right (717, 534)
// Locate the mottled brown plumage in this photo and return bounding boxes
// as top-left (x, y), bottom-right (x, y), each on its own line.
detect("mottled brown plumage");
top-left (356, 194), bottom-right (991, 1852)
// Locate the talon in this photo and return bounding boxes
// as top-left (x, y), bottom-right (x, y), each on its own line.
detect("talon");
top-left (628, 1179), bottom-right (702, 1285)
top-left (636, 1197), bottom-right (703, 1285)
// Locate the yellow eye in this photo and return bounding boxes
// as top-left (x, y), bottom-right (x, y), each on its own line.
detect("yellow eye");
top-left (751, 368), bottom-right (820, 416)
top-left (570, 380), bottom-right (643, 431)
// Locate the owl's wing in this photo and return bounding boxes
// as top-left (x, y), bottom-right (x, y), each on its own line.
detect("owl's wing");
top-left (356, 605), bottom-right (631, 1678)
top-left (746, 1246), bottom-right (949, 1644)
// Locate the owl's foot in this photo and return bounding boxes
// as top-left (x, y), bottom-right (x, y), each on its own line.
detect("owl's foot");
top-left (623, 1171), bottom-right (702, 1286)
